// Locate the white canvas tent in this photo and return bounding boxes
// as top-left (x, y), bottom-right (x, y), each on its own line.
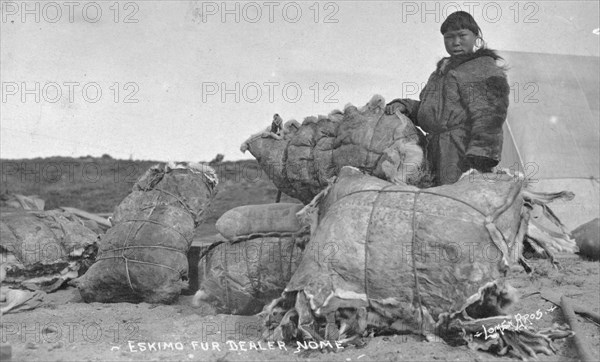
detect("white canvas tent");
top-left (498, 51), bottom-right (599, 230)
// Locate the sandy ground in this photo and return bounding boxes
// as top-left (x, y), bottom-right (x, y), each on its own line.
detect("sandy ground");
top-left (1, 256), bottom-right (599, 362)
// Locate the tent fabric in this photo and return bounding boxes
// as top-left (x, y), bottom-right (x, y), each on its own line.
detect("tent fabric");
top-left (498, 51), bottom-right (599, 229)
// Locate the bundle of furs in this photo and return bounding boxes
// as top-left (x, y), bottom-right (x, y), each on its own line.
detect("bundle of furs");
top-left (260, 166), bottom-right (576, 360)
top-left (241, 95), bottom-right (426, 204)
top-left (1, 210), bottom-right (99, 293)
top-left (77, 162), bottom-right (217, 304)
top-left (192, 202), bottom-right (310, 315)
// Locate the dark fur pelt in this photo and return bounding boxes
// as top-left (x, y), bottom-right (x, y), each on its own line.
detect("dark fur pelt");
top-left (437, 48), bottom-right (505, 74)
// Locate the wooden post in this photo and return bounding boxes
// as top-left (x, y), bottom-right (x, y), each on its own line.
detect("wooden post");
top-left (561, 296), bottom-right (595, 362)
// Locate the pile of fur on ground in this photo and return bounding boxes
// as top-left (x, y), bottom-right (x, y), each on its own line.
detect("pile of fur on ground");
top-left (1, 209), bottom-right (99, 293)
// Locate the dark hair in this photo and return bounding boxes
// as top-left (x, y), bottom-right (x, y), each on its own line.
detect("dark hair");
top-left (440, 11), bottom-right (481, 36)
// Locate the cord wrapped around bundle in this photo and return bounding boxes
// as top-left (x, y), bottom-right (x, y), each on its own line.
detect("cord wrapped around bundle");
top-left (262, 166), bottom-right (575, 359)
top-left (77, 162), bottom-right (217, 304)
top-left (241, 95), bottom-right (425, 204)
top-left (193, 236), bottom-right (303, 315)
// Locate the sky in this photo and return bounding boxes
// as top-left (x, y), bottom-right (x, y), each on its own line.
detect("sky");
top-left (1, 0), bottom-right (599, 162)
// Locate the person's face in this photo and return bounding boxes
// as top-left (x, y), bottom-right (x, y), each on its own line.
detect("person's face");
top-left (443, 29), bottom-right (478, 56)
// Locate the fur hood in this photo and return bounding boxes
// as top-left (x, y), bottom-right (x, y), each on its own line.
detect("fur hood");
top-left (436, 48), bottom-right (504, 74)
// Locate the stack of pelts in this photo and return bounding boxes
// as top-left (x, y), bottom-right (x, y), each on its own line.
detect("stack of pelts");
top-left (193, 203), bottom-right (307, 315)
top-left (1, 210), bottom-right (99, 292)
top-left (241, 95), bottom-right (425, 204)
top-left (77, 162), bottom-right (217, 304)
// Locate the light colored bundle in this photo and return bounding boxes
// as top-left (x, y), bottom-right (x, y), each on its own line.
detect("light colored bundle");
top-left (241, 95), bottom-right (424, 204)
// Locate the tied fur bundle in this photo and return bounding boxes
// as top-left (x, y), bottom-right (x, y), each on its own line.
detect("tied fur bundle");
top-left (241, 95), bottom-right (425, 204)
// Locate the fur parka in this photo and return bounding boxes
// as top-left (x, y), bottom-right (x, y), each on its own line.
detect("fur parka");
top-left (391, 48), bottom-right (510, 185)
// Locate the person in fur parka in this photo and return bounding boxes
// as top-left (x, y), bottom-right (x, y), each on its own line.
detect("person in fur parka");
top-left (386, 11), bottom-right (510, 186)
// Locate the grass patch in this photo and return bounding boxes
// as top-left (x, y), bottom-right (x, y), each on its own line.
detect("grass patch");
top-left (1, 157), bottom-right (299, 237)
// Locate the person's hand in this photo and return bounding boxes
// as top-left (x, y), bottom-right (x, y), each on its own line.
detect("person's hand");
top-left (385, 101), bottom-right (407, 115)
